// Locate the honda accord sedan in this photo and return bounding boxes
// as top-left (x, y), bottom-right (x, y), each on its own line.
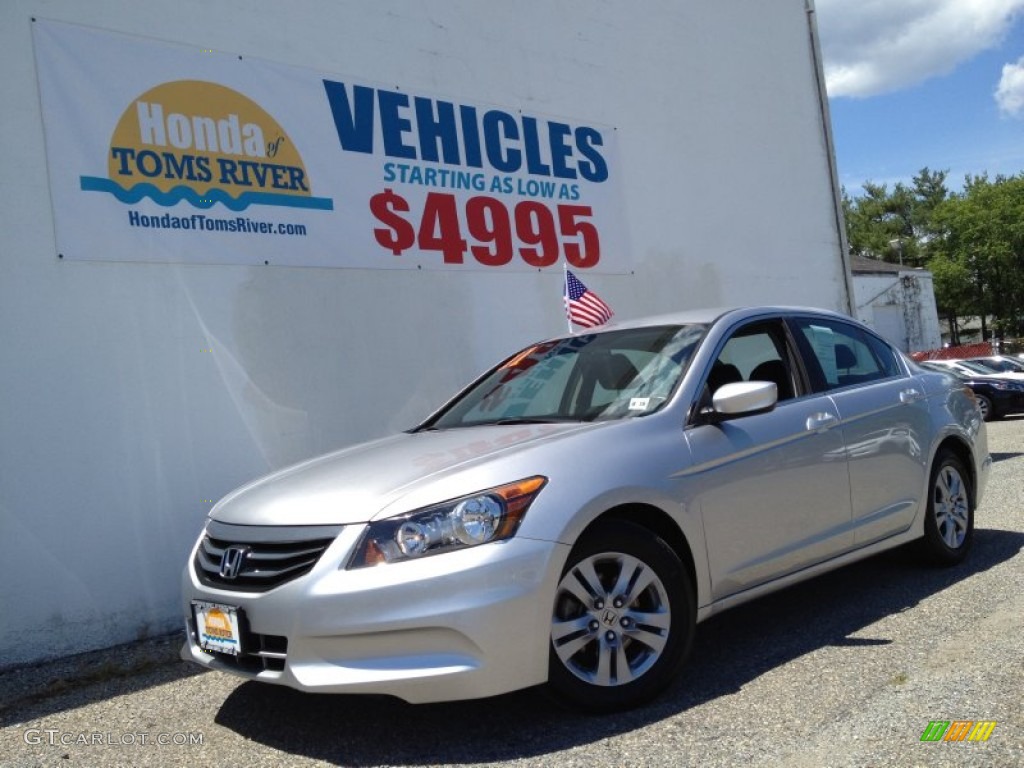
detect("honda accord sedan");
top-left (182, 306), bottom-right (990, 711)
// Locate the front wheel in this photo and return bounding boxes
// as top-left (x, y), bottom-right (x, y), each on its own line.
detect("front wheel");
top-left (919, 450), bottom-right (974, 566)
top-left (976, 394), bottom-right (997, 421)
top-left (548, 520), bottom-right (694, 711)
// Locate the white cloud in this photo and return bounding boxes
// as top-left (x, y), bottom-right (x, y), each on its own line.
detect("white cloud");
top-left (996, 56), bottom-right (1024, 115)
top-left (815, 0), bottom-right (1024, 98)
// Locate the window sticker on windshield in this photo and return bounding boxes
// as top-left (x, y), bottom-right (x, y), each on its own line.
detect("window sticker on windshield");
top-left (629, 397), bottom-right (650, 411)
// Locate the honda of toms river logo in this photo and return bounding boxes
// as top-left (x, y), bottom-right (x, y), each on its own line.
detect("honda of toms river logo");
top-left (80, 80), bottom-right (333, 212)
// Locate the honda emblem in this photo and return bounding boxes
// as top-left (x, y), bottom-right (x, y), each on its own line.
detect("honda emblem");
top-left (219, 545), bottom-right (250, 579)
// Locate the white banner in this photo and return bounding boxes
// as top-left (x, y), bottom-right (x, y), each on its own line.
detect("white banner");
top-left (32, 19), bottom-right (631, 273)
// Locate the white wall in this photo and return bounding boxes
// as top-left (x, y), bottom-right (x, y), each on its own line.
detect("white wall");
top-left (0, 0), bottom-right (848, 666)
top-left (853, 272), bottom-right (942, 353)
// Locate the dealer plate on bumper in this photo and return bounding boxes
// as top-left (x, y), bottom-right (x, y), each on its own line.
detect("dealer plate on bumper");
top-left (193, 600), bottom-right (242, 656)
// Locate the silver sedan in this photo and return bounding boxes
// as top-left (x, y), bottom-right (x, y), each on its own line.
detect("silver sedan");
top-left (181, 306), bottom-right (990, 711)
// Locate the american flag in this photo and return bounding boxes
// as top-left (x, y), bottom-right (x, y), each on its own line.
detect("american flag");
top-left (564, 269), bottom-right (613, 328)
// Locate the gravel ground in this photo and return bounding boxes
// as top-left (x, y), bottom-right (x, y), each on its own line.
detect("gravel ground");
top-left (2, 418), bottom-right (1022, 768)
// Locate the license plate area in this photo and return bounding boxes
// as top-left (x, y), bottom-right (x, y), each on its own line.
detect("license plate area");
top-left (192, 600), bottom-right (243, 656)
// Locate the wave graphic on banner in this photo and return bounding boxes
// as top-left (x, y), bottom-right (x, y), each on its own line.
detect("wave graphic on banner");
top-left (79, 177), bottom-right (333, 211)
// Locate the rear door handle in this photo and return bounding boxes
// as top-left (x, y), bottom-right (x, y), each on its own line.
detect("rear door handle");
top-left (806, 412), bottom-right (837, 432)
top-left (900, 388), bottom-right (923, 404)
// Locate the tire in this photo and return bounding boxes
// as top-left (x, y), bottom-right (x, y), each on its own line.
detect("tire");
top-left (919, 450), bottom-right (974, 566)
top-left (548, 519), bottom-right (694, 712)
top-left (976, 394), bottom-right (996, 422)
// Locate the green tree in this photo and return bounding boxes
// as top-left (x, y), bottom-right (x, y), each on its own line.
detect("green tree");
top-left (927, 251), bottom-right (974, 345)
top-left (910, 167), bottom-right (948, 260)
top-left (842, 170), bottom-right (949, 266)
top-left (843, 168), bottom-right (1024, 338)
top-left (842, 181), bottom-right (908, 261)
top-left (929, 174), bottom-right (1024, 338)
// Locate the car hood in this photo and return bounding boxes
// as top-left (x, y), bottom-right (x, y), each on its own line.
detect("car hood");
top-left (209, 422), bottom-right (592, 526)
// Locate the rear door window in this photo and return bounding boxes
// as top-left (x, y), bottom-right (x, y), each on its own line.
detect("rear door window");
top-left (790, 317), bottom-right (900, 392)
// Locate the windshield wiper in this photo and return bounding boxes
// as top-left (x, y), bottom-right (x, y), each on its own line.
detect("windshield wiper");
top-left (489, 417), bottom-right (577, 425)
top-left (411, 417), bottom-right (579, 432)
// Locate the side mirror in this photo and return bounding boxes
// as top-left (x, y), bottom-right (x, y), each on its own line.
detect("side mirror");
top-left (708, 380), bottom-right (777, 421)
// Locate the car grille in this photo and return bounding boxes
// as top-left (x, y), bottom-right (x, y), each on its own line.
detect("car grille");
top-left (230, 630), bottom-right (288, 673)
top-left (219, 629), bottom-right (288, 673)
top-left (193, 521), bottom-right (343, 592)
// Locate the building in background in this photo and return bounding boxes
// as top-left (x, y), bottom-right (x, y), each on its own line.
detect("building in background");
top-left (1, 0), bottom-right (850, 667)
top-left (850, 255), bottom-right (941, 354)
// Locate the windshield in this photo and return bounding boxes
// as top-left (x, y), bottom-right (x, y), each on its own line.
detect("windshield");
top-left (922, 363), bottom-right (966, 380)
top-left (958, 360), bottom-right (1000, 375)
top-left (975, 357), bottom-right (1024, 373)
top-left (422, 324), bottom-right (707, 429)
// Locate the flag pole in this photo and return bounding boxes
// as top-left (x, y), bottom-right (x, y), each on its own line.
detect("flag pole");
top-left (563, 262), bottom-right (574, 335)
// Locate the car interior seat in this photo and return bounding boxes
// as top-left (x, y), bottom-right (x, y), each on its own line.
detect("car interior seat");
top-left (750, 359), bottom-right (793, 401)
top-left (835, 344), bottom-right (857, 372)
top-left (595, 353), bottom-right (641, 390)
top-left (706, 361), bottom-right (743, 394)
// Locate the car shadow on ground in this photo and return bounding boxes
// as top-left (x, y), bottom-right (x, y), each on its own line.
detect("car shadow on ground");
top-left (213, 527), bottom-right (1024, 766)
top-left (990, 451), bottom-right (1023, 462)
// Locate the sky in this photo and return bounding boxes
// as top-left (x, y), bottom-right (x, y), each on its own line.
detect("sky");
top-left (813, 0), bottom-right (1024, 195)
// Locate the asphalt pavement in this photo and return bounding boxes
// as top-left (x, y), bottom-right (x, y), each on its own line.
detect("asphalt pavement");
top-left (2, 418), bottom-right (1023, 768)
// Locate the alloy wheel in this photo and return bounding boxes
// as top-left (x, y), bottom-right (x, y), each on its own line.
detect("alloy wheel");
top-left (933, 464), bottom-right (969, 549)
top-left (551, 551), bottom-right (672, 686)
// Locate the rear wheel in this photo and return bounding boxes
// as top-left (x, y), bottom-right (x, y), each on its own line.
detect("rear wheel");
top-left (548, 520), bottom-right (694, 711)
top-left (919, 450), bottom-right (974, 566)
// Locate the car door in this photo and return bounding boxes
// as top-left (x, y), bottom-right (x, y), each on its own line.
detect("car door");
top-left (682, 319), bottom-right (854, 601)
top-left (789, 316), bottom-right (930, 545)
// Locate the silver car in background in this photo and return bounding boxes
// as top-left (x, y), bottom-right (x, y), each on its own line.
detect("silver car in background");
top-left (182, 306), bottom-right (990, 711)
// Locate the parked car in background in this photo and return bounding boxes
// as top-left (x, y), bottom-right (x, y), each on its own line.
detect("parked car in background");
top-left (182, 307), bottom-right (990, 712)
top-left (968, 355), bottom-right (1024, 375)
top-left (920, 358), bottom-right (1024, 382)
top-left (919, 361), bottom-right (1024, 421)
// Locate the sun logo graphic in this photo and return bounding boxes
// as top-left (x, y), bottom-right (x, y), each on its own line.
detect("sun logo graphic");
top-left (80, 80), bottom-right (333, 212)
top-left (202, 608), bottom-right (234, 640)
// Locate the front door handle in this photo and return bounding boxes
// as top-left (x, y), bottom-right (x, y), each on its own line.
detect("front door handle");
top-left (806, 412), bottom-right (837, 432)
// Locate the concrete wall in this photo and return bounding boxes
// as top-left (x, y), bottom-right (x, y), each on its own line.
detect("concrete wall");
top-left (0, 0), bottom-right (848, 667)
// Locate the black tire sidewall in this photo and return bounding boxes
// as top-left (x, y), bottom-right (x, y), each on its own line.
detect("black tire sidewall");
top-left (547, 519), bottom-right (694, 712)
top-left (921, 451), bottom-right (974, 566)
top-left (977, 395), bottom-right (995, 421)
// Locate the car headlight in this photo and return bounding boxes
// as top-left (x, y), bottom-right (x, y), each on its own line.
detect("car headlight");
top-left (347, 476), bottom-right (547, 568)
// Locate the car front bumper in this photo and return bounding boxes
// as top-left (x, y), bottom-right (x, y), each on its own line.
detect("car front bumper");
top-left (181, 524), bottom-right (569, 703)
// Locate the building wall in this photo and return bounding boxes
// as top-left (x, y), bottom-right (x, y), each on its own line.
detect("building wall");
top-left (0, 0), bottom-right (848, 666)
top-left (852, 271), bottom-right (942, 353)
